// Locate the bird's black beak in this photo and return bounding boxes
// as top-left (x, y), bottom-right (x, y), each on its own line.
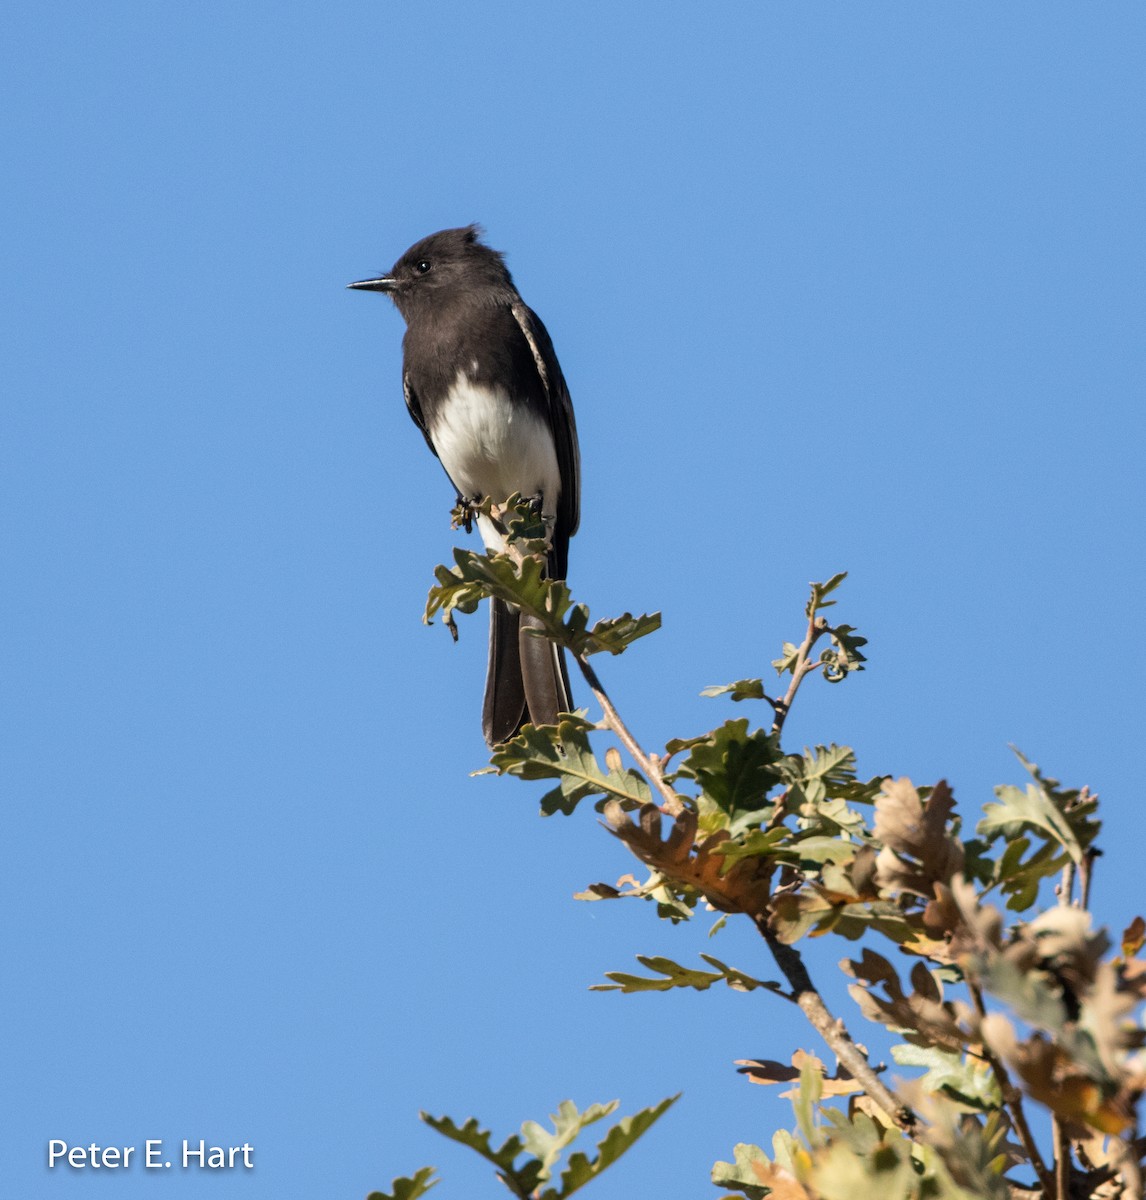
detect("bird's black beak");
top-left (347, 275), bottom-right (397, 293)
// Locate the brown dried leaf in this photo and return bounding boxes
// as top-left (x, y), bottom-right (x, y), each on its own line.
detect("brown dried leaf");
top-left (875, 778), bottom-right (954, 850)
top-left (1120, 956), bottom-right (1146, 995)
top-left (896, 877), bottom-right (1008, 966)
top-left (737, 1051), bottom-right (862, 1099)
top-left (898, 910), bottom-right (959, 962)
top-left (769, 887), bottom-right (859, 944)
top-left (1081, 961), bottom-right (1145, 1079)
top-left (847, 1092), bottom-right (896, 1131)
top-left (922, 885), bottom-right (960, 935)
top-left (574, 871), bottom-right (650, 901)
top-left (842, 949), bottom-right (966, 1051)
top-left (575, 882), bottom-right (622, 900)
top-left (602, 801), bottom-right (772, 917)
top-left (750, 1160), bottom-right (812, 1200)
top-left (910, 960), bottom-right (942, 1004)
top-left (844, 947), bottom-right (899, 990)
top-left (849, 843), bottom-right (879, 897)
top-left (946, 876), bottom-right (1006, 961)
top-left (873, 778), bottom-right (964, 898)
top-left (980, 1014), bottom-right (1132, 1136)
top-left (735, 1056), bottom-right (802, 1086)
top-left (1121, 915), bottom-right (1145, 960)
top-left (1022, 906), bottom-right (1110, 989)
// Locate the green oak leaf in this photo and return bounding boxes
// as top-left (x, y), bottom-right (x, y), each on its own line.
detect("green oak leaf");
top-left (701, 678), bottom-right (769, 703)
top-left (580, 610), bottom-right (661, 656)
top-left (977, 749), bottom-right (1100, 868)
top-left (819, 623), bottom-right (867, 681)
top-left (366, 1166), bottom-right (439, 1200)
top-left (891, 1044), bottom-right (1002, 1108)
top-left (419, 1112), bottom-right (526, 1171)
top-left (710, 1142), bottom-right (772, 1200)
top-left (592, 954), bottom-right (779, 995)
top-left (541, 1095), bottom-right (679, 1200)
top-left (425, 547), bottom-right (571, 638)
top-left (991, 835), bottom-right (1068, 911)
top-left (708, 826), bottom-right (790, 866)
top-left (487, 715), bottom-right (655, 815)
top-left (782, 743), bottom-right (857, 791)
top-left (772, 641), bottom-right (802, 677)
top-left (808, 572), bottom-right (848, 615)
top-left (420, 1112), bottom-right (543, 1195)
top-left (975, 954), bottom-right (1068, 1037)
top-left (521, 1100), bottom-right (617, 1181)
top-left (425, 516), bottom-right (659, 657)
top-left (676, 719), bottom-right (785, 820)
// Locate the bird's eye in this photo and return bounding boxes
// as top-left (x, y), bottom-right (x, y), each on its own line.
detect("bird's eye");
top-left (415, 259), bottom-right (432, 274)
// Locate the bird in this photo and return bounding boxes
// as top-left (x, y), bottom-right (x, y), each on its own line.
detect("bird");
top-left (349, 225), bottom-right (580, 745)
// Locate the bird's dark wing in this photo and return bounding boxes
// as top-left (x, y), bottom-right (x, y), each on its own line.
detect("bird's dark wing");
top-left (403, 370), bottom-right (438, 458)
top-left (510, 302), bottom-right (580, 575)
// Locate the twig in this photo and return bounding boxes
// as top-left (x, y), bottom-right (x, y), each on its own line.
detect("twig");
top-left (1053, 1117), bottom-right (1070, 1200)
top-left (771, 613), bottom-right (830, 738)
top-left (575, 654), bottom-right (685, 817)
top-left (1059, 861), bottom-right (1075, 907)
top-left (756, 917), bottom-right (917, 1137)
top-left (967, 981), bottom-right (1054, 1198)
top-left (1079, 849), bottom-right (1095, 910)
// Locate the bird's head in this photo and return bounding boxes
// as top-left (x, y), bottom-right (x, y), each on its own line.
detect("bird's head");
top-left (348, 225), bottom-right (515, 320)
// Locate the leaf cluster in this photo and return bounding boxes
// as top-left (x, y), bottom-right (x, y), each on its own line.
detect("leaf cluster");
top-left (375, 528), bottom-right (1144, 1200)
top-left (712, 1063), bottom-right (1019, 1200)
top-left (402, 1096), bottom-right (677, 1200)
top-left (424, 496), bottom-right (659, 658)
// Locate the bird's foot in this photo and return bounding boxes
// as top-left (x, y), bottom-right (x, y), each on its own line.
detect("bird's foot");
top-left (450, 496), bottom-right (476, 534)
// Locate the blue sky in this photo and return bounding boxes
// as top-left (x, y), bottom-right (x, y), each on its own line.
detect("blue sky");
top-left (4, 3), bottom-right (1144, 1197)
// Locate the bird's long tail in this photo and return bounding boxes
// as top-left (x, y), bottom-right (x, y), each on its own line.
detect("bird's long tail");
top-left (482, 598), bottom-right (572, 746)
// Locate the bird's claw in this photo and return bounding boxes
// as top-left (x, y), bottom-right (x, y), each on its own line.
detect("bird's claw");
top-left (450, 497), bottom-right (475, 534)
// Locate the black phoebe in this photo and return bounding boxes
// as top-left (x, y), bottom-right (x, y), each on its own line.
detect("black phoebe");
top-left (349, 225), bottom-right (580, 745)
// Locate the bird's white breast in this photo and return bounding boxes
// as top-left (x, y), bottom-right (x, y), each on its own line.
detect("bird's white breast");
top-left (431, 372), bottom-right (561, 552)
